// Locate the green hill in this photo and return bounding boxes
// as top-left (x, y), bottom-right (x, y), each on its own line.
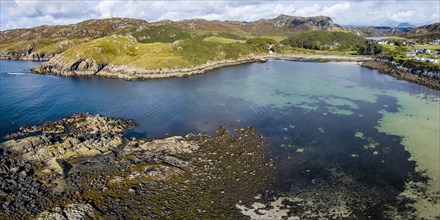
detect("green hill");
top-left (281, 30), bottom-right (366, 51)
top-left (54, 35), bottom-right (278, 70)
top-left (0, 15), bottom-right (345, 60)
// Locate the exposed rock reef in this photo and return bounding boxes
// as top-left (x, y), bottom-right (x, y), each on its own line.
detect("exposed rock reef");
top-left (361, 60), bottom-right (440, 90)
top-left (0, 114), bottom-right (274, 219)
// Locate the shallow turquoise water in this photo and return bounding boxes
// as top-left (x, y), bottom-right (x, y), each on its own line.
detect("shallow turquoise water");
top-left (1, 59), bottom-right (439, 217)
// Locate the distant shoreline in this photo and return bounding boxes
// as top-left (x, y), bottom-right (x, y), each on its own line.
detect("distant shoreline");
top-left (361, 60), bottom-right (440, 90)
top-left (28, 54), bottom-right (373, 80)
top-left (265, 54), bottom-right (373, 62)
top-left (269, 55), bottom-right (439, 90)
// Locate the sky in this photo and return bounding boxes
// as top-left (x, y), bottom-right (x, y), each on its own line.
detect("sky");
top-left (1, 0), bottom-right (439, 31)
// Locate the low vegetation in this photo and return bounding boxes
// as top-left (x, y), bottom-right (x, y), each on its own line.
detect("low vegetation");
top-left (174, 39), bottom-right (253, 65)
top-left (56, 35), bottom-right (281, 70)
top-left (357, 41), bottom-right (382, 55)
top-left (203, 36), bottom-right (246, 44)
top-left (281, 30), bottom-right (366, 51)
top-left (126, 25), bottom-right (191, 43)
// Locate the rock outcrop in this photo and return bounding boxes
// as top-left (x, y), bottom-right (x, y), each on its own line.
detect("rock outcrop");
top-left (36, 203), bottom-right (95, 220)
top-left (270, 15), bottom-right (340, 31)
top-left (0, 43), bottom-right (56, 61)
top-left (0, 114), bottom-right (274, 219)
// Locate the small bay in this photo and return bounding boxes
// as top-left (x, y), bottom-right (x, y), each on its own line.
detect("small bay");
top-left (1, 59), bottom-right (438, 218)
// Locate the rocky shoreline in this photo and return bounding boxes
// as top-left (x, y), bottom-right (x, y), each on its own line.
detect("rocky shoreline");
top-left (28, 53), bottom-right (373, 80)
top-left (361, 60), bottom-right (440, 90)
top-left (0, 113), bottom-right (274, 219)
top-left (269, 55), bottom-right (440, 90)
top-left (267, 54), bottom-right (373, 62)
top-left (0, 44), bottom-right (56, 61)
top-left (30, 55), bottom-right (263, 80)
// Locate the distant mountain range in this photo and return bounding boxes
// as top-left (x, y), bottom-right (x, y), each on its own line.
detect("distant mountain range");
top-left (1, 14), bottom-right (439, 62)
top-left (1, 15), bottom-right (341, 44)
top-left (0, 15), bottom-right (344, 60)
top-left (348, 26), bottom-right (408, 37)
top-left (397, 22), bottom-right (416, 28)
top-left (345, 22), bottom-right (419, 37)
top-left (170, 14), bottom-right (341, 35)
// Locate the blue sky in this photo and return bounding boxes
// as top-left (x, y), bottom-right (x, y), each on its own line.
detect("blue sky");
top-left (1, 0), bottom-right (439, 30)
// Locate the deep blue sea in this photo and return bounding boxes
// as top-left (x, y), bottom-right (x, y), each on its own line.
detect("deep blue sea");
top-left (1, 59), bottom-right (439, 217)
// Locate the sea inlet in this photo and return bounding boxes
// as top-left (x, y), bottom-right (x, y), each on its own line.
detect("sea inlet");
top-left (1, 59), bottom-right (438, 219)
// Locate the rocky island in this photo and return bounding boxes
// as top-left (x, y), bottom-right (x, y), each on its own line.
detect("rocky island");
top-left (0, 113), bottom-right (274, 219)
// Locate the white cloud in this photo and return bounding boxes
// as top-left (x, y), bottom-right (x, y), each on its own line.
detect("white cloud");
top-left (294, 4), bottom-right (320, 17)
top-left (6, 1), bottom-right (89, 18)
top-left (292, 2), bottom-right (350, 18)
top-left (391, 11), bottom-right (415, 22)
top-left (96, 1), bottom-right (117, 18)
top-left (322, 2), bottom-right (351, 15)
top-left (1, 0), bottom-right (439, 30)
